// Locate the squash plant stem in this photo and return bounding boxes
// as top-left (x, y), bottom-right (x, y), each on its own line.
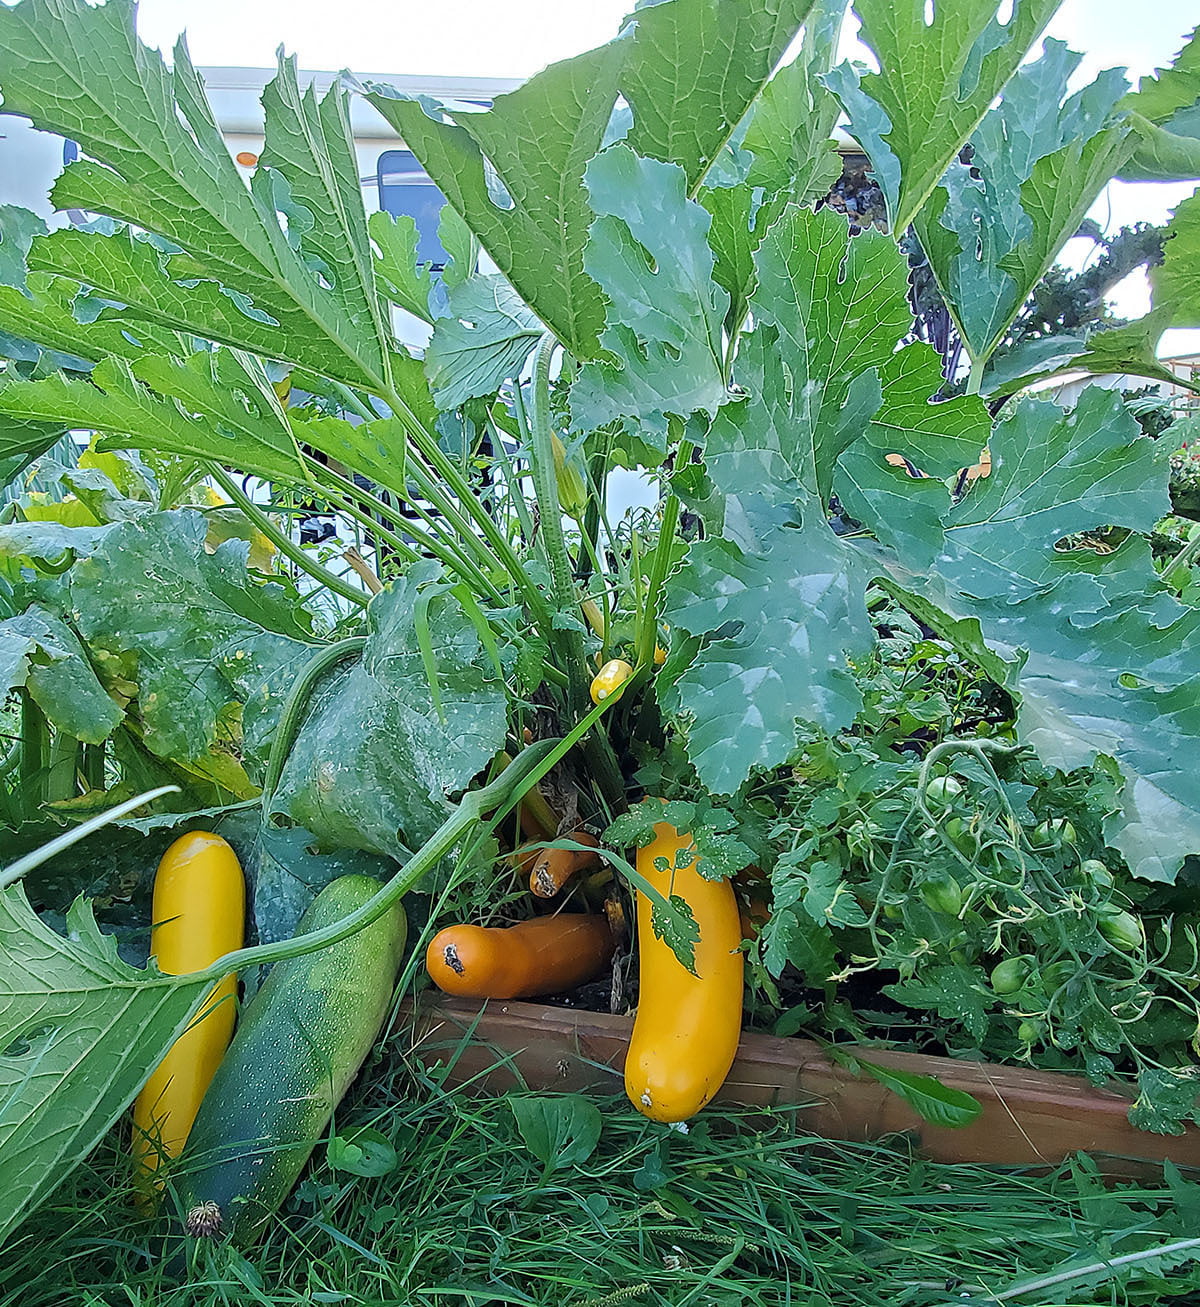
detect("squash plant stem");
top-left (635, 440), bottom-right (691, 669)
top-left (526, 335), bottom-right (626, 804)
top-left (206, 465), bottom-right (370, 609)
top-left (380, 382), bottom-right (555, 632)
top-left (528, 334), bottom-right (588, 701)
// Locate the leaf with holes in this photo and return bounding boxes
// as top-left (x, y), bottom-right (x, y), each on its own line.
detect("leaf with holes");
top-left (0, 1), bottom-right (392, 391)
top-left (369, 210), bottom-right (434, 324)
top-left (426, 274), bottom-right (542, 410)
top-left (825, 0), bottom-right (1061, 235)
top-left (915, 41), bottom-right (1134, 362)
top-left (367, 41), bottom-right (625, 360)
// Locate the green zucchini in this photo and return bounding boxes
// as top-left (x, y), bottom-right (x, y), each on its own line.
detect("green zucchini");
top-left (179, 874), bottom-right (406, 1242)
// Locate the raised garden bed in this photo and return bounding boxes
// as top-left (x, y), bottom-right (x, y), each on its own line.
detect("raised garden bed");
top-left (405, 996), bottom-right (1200, 1178)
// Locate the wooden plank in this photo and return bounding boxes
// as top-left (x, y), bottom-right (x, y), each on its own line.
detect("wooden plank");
top-left (402, 996), bottom-right (1200, 1176)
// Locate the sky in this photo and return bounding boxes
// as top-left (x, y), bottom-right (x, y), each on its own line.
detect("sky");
top-left (134, 0), bottom-right (1196, 86)
top-left (132, 0), bottom-right (1198, 348)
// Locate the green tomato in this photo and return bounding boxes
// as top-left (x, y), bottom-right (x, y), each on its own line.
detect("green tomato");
top-left (925, 775), bottom-right (963, 806)
top-left (1039, 960), bottom-right (1078, 993)
top-left (1080, 858), bottom-right (1114, 888)
top-left (991, 956), bottom-right (1032, 995)
top-left (1032, 818), bottom-right (1077, 848)
top-left (921, 875), bottom-right (963, 916)
top-left (942, 816), bottom-right (975, 853)
top-left (1098, 907), bottom-right (1144, 952)
top-left (882, 902), bottom-right (903, 921)
top-left (1017, 1020), bottom-right (1043, 1045)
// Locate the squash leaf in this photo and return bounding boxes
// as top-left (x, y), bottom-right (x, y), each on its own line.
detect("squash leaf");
top-left (66, 509), bottom-right (314, 770)
top-left (0, 0), bottom-right (393, 391)
top-left (0, 882), bottom-right (213, 1246)
top-left (825, 0), bottom-right (1061, 234)
top-left (571, 145), bottom-right (730, 442)
top-left (1154, 188), bottom-right (1200, 328)
top-left (0, 607), bottom-right (124, 744)
top-left (270, 563), bottom-right (508, 861)
top-left (915, 40), bottom-right (1134, 362)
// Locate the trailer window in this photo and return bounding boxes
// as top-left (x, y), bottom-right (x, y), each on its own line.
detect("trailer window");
top-left (376, 149), bottom-right (448, 268)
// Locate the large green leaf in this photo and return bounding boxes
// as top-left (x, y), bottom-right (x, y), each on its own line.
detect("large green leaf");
top-left (659, 207), bottom-right (917, 791)
top-left (367, 42), bottom-right (626, 359)
top-left (980, 312), bottom-right (1194, 402)
top-left (0, 882), bottom-right (211, 1246)
top-left (742, 0), bottom-right (848, 202)
top-left (209, 809), bottom-right (397, 947)
top-left (743, 206), bottom-right (911, 503)
top-left (426, 275), bottom-right (542, 410)
top-left (1118, 26), bottom-right (1200, 182)
top-left (0, 0), bottom-right (392, 392)
top-left (848, 385), bottom-right (1200, 881)
top-left (915, 41), bottom-right (1134, 362)
top-left (619, 0), bottom-right (818, 193)
top-left (68, 510), bottom-right (314, 768)
top-left (0, 607), bottom-right (123, 744)
top-left (665, 498), bottom-right (875, 794)
top-left (0, 350), bottom-right (310, 486)
top-left (571, 145), bottom-right (730, 440)
top-left (836, 344), bottom-right (990, 564)
top-left (271, 565), bottom-right (508, 860)
top-left (825, 0), bottom-right (1061, 235)
top-left (1154, 188), bottom-right (1200, 326)
top-left (369, 0), bottom-right (818, 358)
top-left (256, 51), bottom-right (393, 374)
top-left (0, 273), bottom-right (189, 373)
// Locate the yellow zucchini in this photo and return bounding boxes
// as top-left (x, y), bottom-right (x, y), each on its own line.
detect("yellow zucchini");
top-left (624, 819), bottom-right (743, 1122)
top-left (590, 658), bottom-right (633, 704)
top-left (132, 831), bottom-right (244, 1183)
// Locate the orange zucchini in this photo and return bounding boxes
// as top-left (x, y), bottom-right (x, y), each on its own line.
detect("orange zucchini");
top-left (132, 831), bottom-right (244, 1182)
top-left (426, 914), bottom-right (615, 999)
top-left (528, 832), bottom-right (602, 898)
top-left (625, 820), bottom-right (743, 1122)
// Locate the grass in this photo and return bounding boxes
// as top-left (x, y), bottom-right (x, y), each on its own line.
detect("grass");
top-left (3, 1042), bottom-right (1200, 1307)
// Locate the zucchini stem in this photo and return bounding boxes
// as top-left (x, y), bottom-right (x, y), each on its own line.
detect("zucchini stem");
top-left (205, 465), bottom-right (370, 609)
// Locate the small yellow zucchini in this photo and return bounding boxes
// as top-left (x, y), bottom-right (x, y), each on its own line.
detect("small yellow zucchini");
top-left (624, 819), bottom-right (743, 1122)
top-left (590, 658), bottom-right (633, 704)
top-left (132, 831), bottom-right (244, 1182)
